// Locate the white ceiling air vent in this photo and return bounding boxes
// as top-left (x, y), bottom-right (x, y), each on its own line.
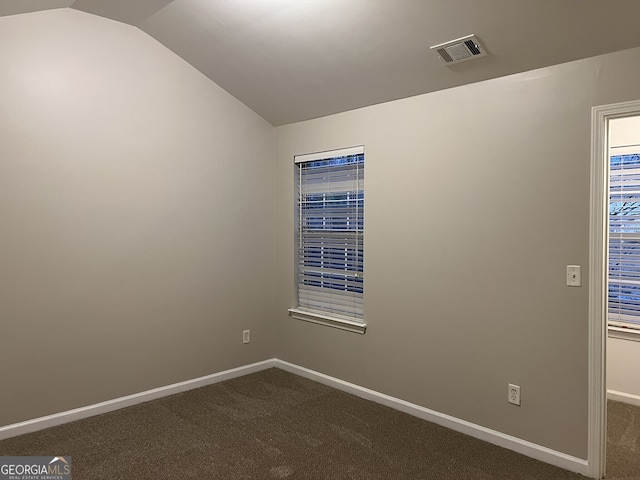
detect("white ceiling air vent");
top-left (430, 35), bottom-right (486, 65)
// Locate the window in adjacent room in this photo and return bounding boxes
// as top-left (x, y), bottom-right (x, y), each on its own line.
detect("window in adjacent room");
top-left (608, 116), bottom-right (640, 338)
top-left (288, 146), bottom-right (365, 334)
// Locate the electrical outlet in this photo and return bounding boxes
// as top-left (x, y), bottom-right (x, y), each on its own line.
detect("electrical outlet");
top-left (242, 330), bottom-right (250, 344)
top-left (508, 384), bottom-right (521, 406)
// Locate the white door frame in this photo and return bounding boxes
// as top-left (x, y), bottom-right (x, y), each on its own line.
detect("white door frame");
top-left (588, 99), bottom-right (640, 479)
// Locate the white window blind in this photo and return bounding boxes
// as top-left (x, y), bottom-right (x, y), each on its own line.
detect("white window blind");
top-left (609, 148), bottom-right (640, 331)
top-left (293, 146), bottom-right (364, 324)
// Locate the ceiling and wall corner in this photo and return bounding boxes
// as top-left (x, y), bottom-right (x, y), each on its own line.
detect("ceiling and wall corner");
top-left (0, 0), bottom-right (74, 16)
top-left (70, 0), bottom-right (174, 26)
top-left (3, 1), bottom-right (640, 125)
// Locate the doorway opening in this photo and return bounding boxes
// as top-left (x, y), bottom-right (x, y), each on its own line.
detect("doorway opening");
top-left (590, 100), bottom-right (640, 479)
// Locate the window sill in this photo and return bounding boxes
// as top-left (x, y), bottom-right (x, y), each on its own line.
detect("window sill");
top-left (288, 308), bottom-right (366, 334)
top-left (608, 326), bottom-right (640, 343)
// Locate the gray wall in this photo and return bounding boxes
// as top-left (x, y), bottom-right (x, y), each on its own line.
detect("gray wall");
top-left (275, 46), bottom-right (640, 459)
top-left (0, 9), bottom-right (275, 426)
top-left (4, 5), bottom-right (640, 463)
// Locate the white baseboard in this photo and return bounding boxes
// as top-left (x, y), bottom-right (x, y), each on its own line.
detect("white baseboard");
top-left (274, 360), bottom-right (590, 477)
top-left (0, 357), bottom-right (591, 477)
top-left (608, 389), bottom-right (640, 407)
top-left (0, 359), bottom-right (276, 441)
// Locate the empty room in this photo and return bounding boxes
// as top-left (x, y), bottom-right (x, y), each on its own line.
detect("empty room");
top-left (1, 1), bottom-right (640, 479)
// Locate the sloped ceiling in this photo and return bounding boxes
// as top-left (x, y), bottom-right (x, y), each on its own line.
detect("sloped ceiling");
top-left (3, 0), bottom-right (640, 126)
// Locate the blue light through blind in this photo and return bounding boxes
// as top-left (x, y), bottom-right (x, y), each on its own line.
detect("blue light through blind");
top-left (295, 151), bottom-right (364, 320)
top-left (609, 153), bottom-right (640, 327)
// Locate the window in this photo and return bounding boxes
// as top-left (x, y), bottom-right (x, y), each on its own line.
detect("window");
top-left (608, 149), bottom-right (640, 336)
top-left (288, 146), bottom-right (365, 334)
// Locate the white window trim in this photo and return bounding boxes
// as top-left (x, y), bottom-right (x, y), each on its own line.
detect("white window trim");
top-left (294, 146), bottom-right (364, 164)
top-left (608, 327), bottom-right (640, 342)
top-left (288, 308), bottom-right (367, 334)
top-left (607, 320), bottom-right (640, 342)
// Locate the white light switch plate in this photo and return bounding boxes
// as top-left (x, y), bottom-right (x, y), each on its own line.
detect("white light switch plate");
top-left (566, 265), bottom-right (581, 287)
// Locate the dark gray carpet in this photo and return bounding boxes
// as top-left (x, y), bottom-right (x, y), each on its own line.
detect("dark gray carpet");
top-left (607, 400), bottom-right (640, 479)
top-left (0, 368), bottom-right (637, 479)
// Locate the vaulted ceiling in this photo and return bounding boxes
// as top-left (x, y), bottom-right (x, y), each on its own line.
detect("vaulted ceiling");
top-left (3, 0), bottom-right (640, 126)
